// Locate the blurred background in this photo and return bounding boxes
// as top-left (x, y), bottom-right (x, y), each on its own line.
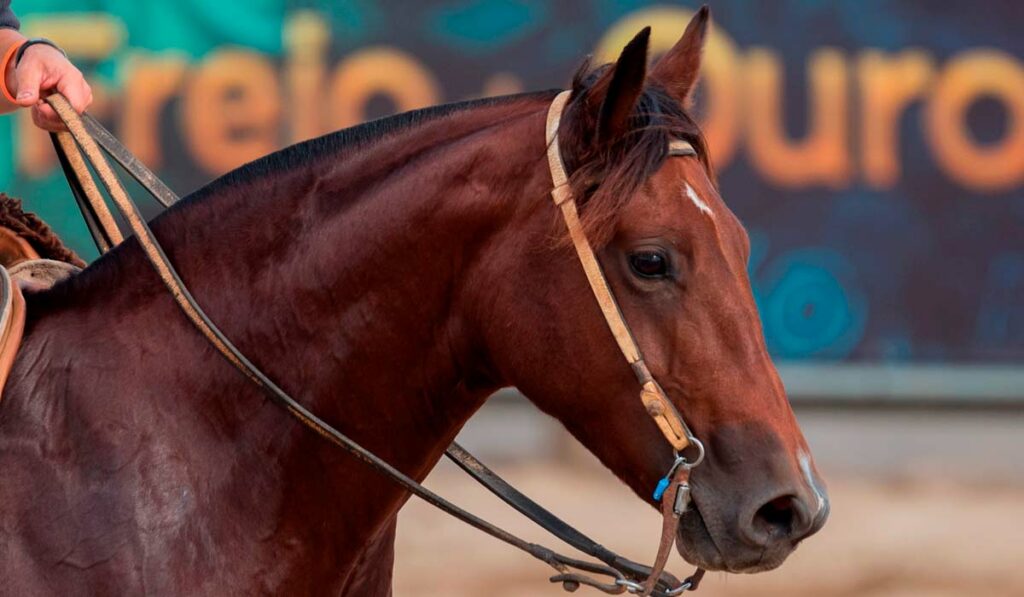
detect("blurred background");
top-left (3, 1), bottom-right (1022, 595)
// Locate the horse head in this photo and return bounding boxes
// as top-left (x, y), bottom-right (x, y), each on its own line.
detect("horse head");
top-left (480, 8), bottom-right (828, 572)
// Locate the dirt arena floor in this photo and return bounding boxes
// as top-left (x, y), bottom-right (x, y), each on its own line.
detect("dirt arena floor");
top-left (394, 456), bottom-right (1024, 596)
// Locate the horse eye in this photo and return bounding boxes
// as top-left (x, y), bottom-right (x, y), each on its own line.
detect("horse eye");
top-left (628, 251), bottom-right (670, 279)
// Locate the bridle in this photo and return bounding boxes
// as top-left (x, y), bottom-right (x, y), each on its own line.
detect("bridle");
top-left (546, 91), bottom-right (699, 455)
top-left (43, 90), bottom-right (706, 596)
top-left (544, 90), bottom-right (706, 594)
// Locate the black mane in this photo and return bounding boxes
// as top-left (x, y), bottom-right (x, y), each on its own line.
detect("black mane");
top-left (193, 91), bottom-right (556, 202)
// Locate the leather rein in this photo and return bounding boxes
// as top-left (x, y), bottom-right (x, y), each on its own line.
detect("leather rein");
top-left (43, 91), bottom-right (705, 596)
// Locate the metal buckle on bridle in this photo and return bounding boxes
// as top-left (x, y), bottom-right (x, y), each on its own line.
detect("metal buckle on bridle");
top-left (615, 577), bottom-right (695, 595)
top-left (652, 438), bottom-right (705, 504)
top-left (679, 437), bottom-right (706, 470)
top-left (548, 559), bottom-right (689, 596)
top-left (545, 552), bottom-right (651, 595)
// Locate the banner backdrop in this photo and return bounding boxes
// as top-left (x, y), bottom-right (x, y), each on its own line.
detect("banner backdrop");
top-left (2, 1), bottom-right (1022, 367)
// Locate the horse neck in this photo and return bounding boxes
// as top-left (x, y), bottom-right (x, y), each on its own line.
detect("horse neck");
top-left (17, 96), bottom-right (552, 564)
top-left (190, 100), bottom-right (544, 434)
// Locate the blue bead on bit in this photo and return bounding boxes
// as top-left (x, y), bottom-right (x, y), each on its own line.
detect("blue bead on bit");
top-left (652, 476), bottom-right (670, 501)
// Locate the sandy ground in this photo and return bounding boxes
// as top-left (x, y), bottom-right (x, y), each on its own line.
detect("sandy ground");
top-left (393, 457), bottom-right (1024, 597)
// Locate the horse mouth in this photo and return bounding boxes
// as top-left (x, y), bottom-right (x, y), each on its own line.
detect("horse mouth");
top-left (674, 501), bottom-right (791, 574)
top-left (675, 501), bottom-right (728, 571)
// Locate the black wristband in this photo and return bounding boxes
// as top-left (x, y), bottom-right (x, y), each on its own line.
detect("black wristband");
top-left (14, 38), bottom-right (67, 67)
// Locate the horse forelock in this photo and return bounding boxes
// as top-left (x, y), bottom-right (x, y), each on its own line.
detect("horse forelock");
top-left (559, 59), bottom-right (716, 248)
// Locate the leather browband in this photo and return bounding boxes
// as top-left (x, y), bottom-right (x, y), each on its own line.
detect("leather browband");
top-left (668, 139), bottom-right (697, 156)
top-left (545, 90), bottom-right (695, 453)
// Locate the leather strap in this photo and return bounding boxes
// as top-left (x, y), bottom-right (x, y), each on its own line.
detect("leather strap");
top-left (545, 90), bottom-right (694, 452)
top-left (641, 467), bottom-right (689, 596)
top-left (45, 93), bottom-right (696, 596)
top-left (446, 442), bottom-right (685, 589)
top-left (51, 131), bottom-right (124, 252)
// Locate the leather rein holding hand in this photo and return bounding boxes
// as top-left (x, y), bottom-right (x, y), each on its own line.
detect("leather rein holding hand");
top-left (44, 91), bottom-right (704, 596)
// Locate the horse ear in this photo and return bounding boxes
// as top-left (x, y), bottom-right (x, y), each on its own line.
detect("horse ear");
top-left (593, 26), bottom-right (650, 145)
top-left (650, 5), bottom-right (710, 105)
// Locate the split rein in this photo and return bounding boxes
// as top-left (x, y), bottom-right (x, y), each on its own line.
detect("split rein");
top-left (43, 91), bottom-right (705, 596)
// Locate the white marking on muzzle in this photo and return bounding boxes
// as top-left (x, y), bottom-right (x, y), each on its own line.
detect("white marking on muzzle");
top-left (684, 183), bottom-right (714, 218)
top-left (799, 450), bottom-right (826, 516)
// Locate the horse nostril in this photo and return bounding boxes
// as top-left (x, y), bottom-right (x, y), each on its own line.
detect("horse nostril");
top-left (746, 494), bottom-right (813, 547)
top-left (755, 495), bottom-right (797, 535)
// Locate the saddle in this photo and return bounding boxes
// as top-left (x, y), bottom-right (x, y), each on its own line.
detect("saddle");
top-left (0, 226), bottom-right (81, 397)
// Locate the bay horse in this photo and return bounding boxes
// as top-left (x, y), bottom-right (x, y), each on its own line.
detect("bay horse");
top-left (0, 8), bottom-right (828, 595)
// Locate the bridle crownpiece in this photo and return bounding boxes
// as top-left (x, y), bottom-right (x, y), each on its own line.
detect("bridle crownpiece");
top-left (544, 90), bottom-right (699, 454)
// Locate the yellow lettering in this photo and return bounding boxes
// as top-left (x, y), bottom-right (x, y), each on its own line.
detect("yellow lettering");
top-left (285, 11), bottom-right (329, 143)
top-left (120, 55), bottom-right (187, 169)
top-left (925, 49), bottom-right (1024, 191)
top-left (329, 47), bottom-right (440, 129)
top-left (182, 50), bottom-right (281, 176)
top-left (595, 7), bottom-right (741, 168)
top-left (22, 14), bottom-right (125, 61)
top-left (858, 50), bottom-right (934, 188)
top-left (745, 48), bottom-right (850, 188)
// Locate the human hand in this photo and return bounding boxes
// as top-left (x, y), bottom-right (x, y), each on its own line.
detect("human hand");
top-left (10, 43), bottom-right (92, 131)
